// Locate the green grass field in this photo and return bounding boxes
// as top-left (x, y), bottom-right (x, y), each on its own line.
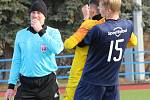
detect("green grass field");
top-left (60, 89), bottom-right (150, 100)
top-left (1, 89), bottom-right (150, 100)
top-left (120, 89), bottom-right (150, 100)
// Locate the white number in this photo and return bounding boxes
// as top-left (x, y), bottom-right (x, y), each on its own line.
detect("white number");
top-left (107, 39), bottom-right (124, 62)
top-left (107, 40), bottom-right (114, 62)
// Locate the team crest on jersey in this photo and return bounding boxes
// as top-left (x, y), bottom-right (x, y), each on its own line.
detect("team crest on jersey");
top-left (41, 44), bottom-right (47, 52)
top-left (108, 27), bottom-right (127, 37)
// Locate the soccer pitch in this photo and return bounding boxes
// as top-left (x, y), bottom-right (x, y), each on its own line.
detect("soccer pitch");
top-left (0, 89), bottom-right (150, 100)
top-left (59, 89), bottom-right (150, 100)
top-left (120, 89), bottom-right (150, 100)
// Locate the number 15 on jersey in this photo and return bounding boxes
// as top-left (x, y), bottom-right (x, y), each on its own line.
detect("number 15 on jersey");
top-left (107, 39), bottom-right (124, 62)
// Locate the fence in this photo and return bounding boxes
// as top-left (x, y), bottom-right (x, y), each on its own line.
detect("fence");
top-left (0, 50), bottom-right (150, 84)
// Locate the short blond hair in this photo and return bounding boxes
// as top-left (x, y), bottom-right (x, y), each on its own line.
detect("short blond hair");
top-left (100, 0), bottom-right (121, 12)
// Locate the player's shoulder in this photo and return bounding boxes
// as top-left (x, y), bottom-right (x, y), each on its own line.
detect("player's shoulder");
top-left (46, 26), bottom-right (60, 33)
top-left (16, 27), bottom-right (28, 36)
top-left (119, 19), bottom-right (133, 26)
top-left (47, 26), bottom-right (58, 31)
top-left (94, 21), bottom-right (108, 30)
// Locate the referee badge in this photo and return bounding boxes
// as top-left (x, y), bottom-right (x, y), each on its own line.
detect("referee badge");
top-left (41, 44), bottom-right (47, 52)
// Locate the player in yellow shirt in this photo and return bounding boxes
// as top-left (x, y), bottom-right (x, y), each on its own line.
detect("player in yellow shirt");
top-left (64, 2), bottom-right (105, 100)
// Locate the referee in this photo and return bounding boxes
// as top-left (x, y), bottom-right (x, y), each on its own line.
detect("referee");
top-left (4, 0), bottom-right (64, 100)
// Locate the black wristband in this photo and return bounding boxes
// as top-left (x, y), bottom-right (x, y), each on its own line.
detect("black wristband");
top-left (38, 29), bottom-right (46, 37)
top-left (8, 84), bottom-right (15, 90)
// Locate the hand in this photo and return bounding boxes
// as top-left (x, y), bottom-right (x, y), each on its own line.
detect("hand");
top-left (82, 4), bottom-right (90, 20)
top-left (4, 89), bottom-right (15, 100)
top-left (31, 19), bottom-right (43, 32)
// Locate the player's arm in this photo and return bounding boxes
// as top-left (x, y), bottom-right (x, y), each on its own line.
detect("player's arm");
top-left (64, 19), bottom-right (98, 49)
top-left (64, 18), bottom-right (105, 49)
top-left (127, 32), bottom-right (137, 48)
